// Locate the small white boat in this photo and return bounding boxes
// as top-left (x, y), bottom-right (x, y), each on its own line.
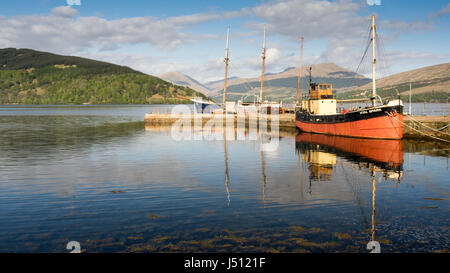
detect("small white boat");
top-left (190, 98), bottom-right (216, 113)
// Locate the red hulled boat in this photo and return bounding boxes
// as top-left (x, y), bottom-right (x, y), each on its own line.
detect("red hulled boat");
top-left (295, 94), bottom-right (404, 139)
top-left (295, 15), bottom-right (404, 139)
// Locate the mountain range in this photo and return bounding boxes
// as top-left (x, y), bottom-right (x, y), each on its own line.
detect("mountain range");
top-left (162, 63), bottom-right (372, 102)
top-left (338, 62), bottom-right (450, 102)
top-left (159, 71), bottom-right (211, 96)
top-left (162, 62), bottom-right (449, 103)
top-left (1, 47), bottom-right (447, 105)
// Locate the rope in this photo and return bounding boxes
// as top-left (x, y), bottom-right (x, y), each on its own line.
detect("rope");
top-left (340, 161), bottom-right (369, 230)
top-left (355, 25), bottom-right (373, 74)
top-left (438, 123), bottom-right (450, 130)
top-left (406, 115), bottom-right (450, 135)
top-left (355, 40), bottom-right (372, 74)
top-left (387, 113), bottom-right (450, 143)
top-left (375, 31), bottom-right (391, 81)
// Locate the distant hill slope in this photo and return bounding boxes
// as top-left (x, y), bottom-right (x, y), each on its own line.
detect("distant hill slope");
top-left (337, 63), bottom-right (450, 102)
top-left (211, 63), bottom-right (371, 102)
top-left (0, 48), bottom-right (207, 104)
top-left (205, 76), bottom-right (240, 90)
top-left (160, 71), bottom-right (211, 95)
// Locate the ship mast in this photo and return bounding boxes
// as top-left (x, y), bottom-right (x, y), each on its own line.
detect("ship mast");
top-left (260, 24), bottom-right (266, 104)
top-left (297, 37), bottom-right (304, 105)
top-left (371, 14), bottom-right (377, 106)
top-left (222, 26), bottom-right (230, 110)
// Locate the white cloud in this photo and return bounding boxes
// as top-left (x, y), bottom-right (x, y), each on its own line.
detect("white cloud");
top-left (81, 51), bottom-right (227, 83)
top-left (246, 0), bottom-right (370, 71)
top-left (246, 0), bottom-right (446, 75)
top-left (51, 6), bottom-right (78, 18)
top-left (384, 50), bottom-right (449, 67)
top-left (0, 5), bottom-right (244, 82)
top-left (266, 47), bottom-right (281, 65)
top-left (0, 1), bottom-right (446, 82)
top-left (251, 0), bottom-right (365, 41)
top-left (428, 3), bottom-right (450, 19)
top-left (0, 8), bottom-right (240, 55)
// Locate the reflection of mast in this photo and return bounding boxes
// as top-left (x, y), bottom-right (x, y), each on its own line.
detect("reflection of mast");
top-left (309, 172), bottom-right (312, 195)
top-left (261, 149), bottom-right (266, 204)
top-left (260, 24), bottom-right (266, 103)
top-left (223, 131), bottom-right (231, 207)
top-left (370, 169), bottom-right (376, 243)
top-left (222, 26), bottom-right (230, 110)
top-left (297, 149), bottom-right (304, 202)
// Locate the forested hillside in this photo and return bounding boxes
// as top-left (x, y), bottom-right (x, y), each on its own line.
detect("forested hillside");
top-left (0, 48), bottom-right (208, 104)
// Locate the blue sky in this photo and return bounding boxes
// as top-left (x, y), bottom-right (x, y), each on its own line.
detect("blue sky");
top-left (0, 0), bottom-right (449, 82)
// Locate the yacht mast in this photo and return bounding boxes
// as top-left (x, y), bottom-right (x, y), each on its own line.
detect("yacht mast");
top-left (222, 26), bottom-right (230, 110)
top-left (371, 14), bottom-right (377, 106)
top-left (297, 37), bottom-right (304, 105)
top-left (260, 25), bottom-right (266, 104)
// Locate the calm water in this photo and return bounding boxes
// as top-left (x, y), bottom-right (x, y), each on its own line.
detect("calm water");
top-left (0, 105), bottom-right (448, 253)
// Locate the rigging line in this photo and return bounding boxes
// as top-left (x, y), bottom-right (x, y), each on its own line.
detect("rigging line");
top-left (340, 160), bottom-right (370, 230)
top-left (239, 70), bottom-right (257, 95)
top-left (240, 78), bottom-right (255, 96)
top-left (352, 23), bottom-right (377, 98)
top-left (228, 62), bottom-right (256, 99)
top-left (375, 33), bottom-right (386, 76)
top-left (375, 32), bottom-right (390, 80)
top-left (407, 115), bottom-right (450, 135)
top-left (355, 24), bottom-right (373, 74)
top-left (374, 33), bottom-right (382, 72)
top-left (356, 37), bottom-right (372, 74)
top-left (245, 79), bottom-right (259, 100)
top-left (379, 33), bottom-right (391, 76)
top-left (264, 75), bottom-right (280, 102)
top-left (387, 113), bottom-right (450, 143)
top-left (235, 63), bottom-right (260, 98)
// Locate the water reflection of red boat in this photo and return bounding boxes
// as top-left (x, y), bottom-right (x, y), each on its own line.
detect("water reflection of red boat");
top-left (295, 133), bottom-right (403, 170)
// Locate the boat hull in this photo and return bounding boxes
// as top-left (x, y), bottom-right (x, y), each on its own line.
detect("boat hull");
top-left (296, 105), bottom-right (403, 139)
